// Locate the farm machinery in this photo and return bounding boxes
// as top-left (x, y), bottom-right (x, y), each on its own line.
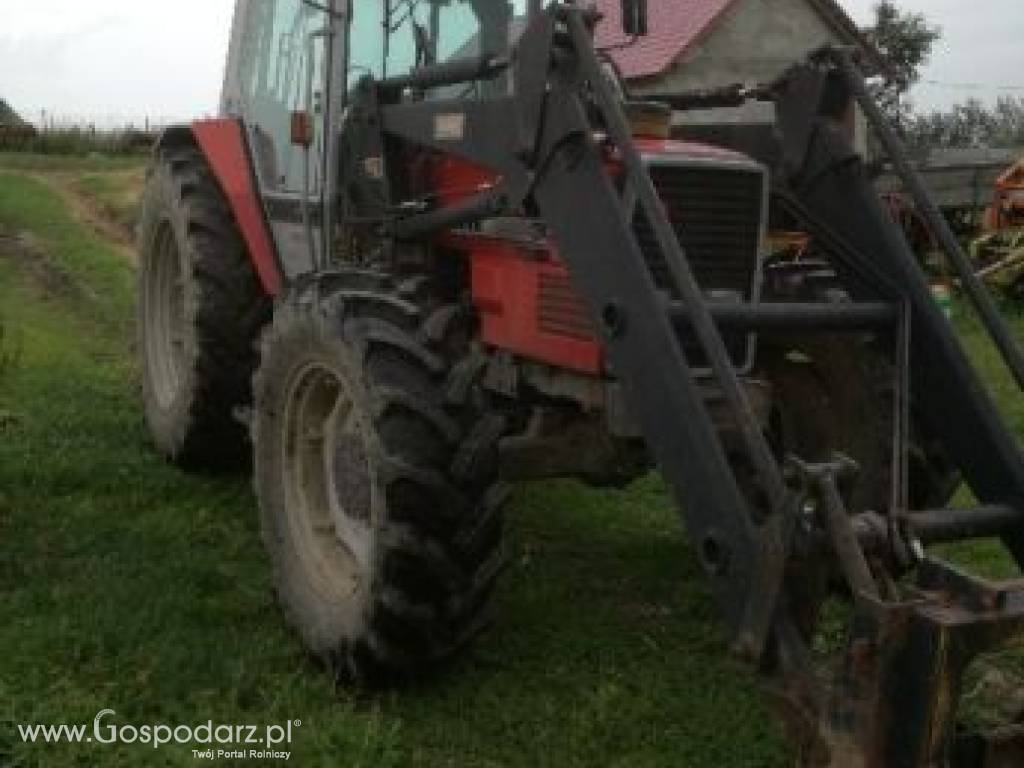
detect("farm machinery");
top-left (973, 159), bottom-right (1024, 297)
top-left (873, 152), bottom-right (1024, 300)
top-left (136, 0), bottom-right (1024, 764)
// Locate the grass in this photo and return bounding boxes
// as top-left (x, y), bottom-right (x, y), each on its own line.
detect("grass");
top-left (0, 153), bottom-right (146, 243)
top-left (0, 170), bottom-right (786, 766)
top-left (956, 301), bottom-right (1024, 436)
top-left (0, 152), bottom-right (144, 174)
top-left (928, 301), bottom-right (1024, 582)
top-left (0, 311), bottom-right (15, 382)
top-left (2, 158), bottom-right (1024, 765)
top-left (70, 171), bottom-right (145, 234)
top-left (0, 173), bottom-right (133, 332)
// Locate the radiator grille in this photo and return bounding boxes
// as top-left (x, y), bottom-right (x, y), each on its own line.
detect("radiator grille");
top-left (633, 161), bottom-right (765, 368)
top-left (633, 163), bottom-right (764, 300)
top-left (526, 161), bottom-right (766, 369)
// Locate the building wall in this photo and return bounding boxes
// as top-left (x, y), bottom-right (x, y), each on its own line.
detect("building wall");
top-left (629, 0), bottom-right (869, 155)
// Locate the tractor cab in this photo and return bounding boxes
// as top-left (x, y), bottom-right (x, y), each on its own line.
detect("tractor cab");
top-left (220, 1), bottom-right (559, 277)
top-left (221, 1), bottom-right (766, 355)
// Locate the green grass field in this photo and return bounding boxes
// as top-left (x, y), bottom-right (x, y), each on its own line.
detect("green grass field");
top-left (68, 170), bottom-right (145, 235)
top-left (0, 154), bottom-right (1022, 766)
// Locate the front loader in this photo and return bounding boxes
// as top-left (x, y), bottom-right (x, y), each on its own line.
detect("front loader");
top-left (136, 1), bottom-right (1024, 764)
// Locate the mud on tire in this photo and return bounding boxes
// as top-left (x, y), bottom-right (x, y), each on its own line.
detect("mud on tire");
top-left (253, 270), bottom-right (507, 683)
top-left (137, 144), bottom-right (271, 469)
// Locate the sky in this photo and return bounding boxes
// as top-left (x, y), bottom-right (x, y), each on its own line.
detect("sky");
top-left (843, 0), bottom-right (1023, 111)
top-left (0, 0), bottom-right (235, 128)
top-left (0, 0), bottom-right (1021, 127)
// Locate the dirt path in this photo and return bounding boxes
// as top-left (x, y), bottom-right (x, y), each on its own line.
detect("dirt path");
top-left (27, 171), bottom-right (138, 265)
top-left (0, 221), bottom-right (93, 303)
top-left (0, 223), bottom-right (90, 302)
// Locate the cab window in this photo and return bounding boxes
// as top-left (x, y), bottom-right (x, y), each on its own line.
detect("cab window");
top-left (348, 1), bottom-right (542, 95)
top-left (238, 0), bottom-right (328, 192)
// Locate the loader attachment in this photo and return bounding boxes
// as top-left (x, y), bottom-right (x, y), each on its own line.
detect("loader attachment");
top-left (353, 5), bottom-right (1024, 763)
top-left (743, 47), bottom-right (1024, 766)
top-left (841, 558), bottom-right (1024, 767)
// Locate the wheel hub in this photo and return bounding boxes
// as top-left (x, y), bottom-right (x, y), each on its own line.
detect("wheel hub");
top-left (281, 361), bottom-right (373, 603)
top-left (146, 223), bottom-right (188, 409)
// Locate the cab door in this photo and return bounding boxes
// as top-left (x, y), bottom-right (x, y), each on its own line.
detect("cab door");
top-left (221, 0), bottom-right (342, 279)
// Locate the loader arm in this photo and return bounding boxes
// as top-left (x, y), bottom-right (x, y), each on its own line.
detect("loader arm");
top-left (330, 5), bottom-right (1024, 765)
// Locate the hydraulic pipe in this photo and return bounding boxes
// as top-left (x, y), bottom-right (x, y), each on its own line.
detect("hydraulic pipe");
top-left (669, 301), bottom-right (898, 332)
top-left (390, 190), bottom-right (506, 240)
top-left (377, 55), bottom-right (509, 94)
top-left (908, 505), bottom-right (1024, 545)
top-left (852, 506), bottom-right (1024, 555)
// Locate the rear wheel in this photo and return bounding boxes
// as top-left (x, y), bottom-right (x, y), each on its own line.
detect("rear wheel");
top-left (137, 145), bottom-right (271, 469)
top-left (253, 270), bottom-right (507, 682)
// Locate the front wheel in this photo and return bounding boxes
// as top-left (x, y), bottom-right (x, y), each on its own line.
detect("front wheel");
top-left (253, 271), bottom-right (508, 682)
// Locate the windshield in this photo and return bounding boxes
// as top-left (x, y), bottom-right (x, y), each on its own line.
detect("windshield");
top-left (348, 1), bottom-right (549, 93)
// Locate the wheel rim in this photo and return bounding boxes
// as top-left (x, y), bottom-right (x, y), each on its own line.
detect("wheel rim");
top-left (281, 361), bottom-right (373, 604)
top-left (146, 223), bottom-right (188, 409)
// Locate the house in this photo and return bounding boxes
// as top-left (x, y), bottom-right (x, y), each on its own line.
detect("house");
top-left (0, 99), bottom-right (36, 144)
top-left (594, 0), bottom-right (886, 155)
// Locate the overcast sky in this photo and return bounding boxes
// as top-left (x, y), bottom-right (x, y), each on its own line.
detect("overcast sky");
top-left (844, 0), bottom-right (1023, 110)
top-left (0, 0), bottom-right (1021, 127)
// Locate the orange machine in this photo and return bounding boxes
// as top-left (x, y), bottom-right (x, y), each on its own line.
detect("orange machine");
top-left (984, 159), bottom-right (1024, 231)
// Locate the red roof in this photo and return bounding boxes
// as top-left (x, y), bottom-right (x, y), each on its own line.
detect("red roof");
top-left (593, 0), bottom-right (882, 81)
top-left (593, 0), bottom-right (738, 79)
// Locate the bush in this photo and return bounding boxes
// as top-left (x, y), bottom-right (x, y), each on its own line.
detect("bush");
top-left (0, 125), bottom-right (155, 157)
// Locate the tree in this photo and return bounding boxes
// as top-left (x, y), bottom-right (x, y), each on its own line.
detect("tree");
top-left (905, 96), bottom-right (1024, 150)
top-left (991, 97), bottom-right (1024, 147)
top-left (906, 99), bottom-right (994, 149)
top-left (0, 98), bottom-right (24, 126)
top-left (862, 1), bottom-right (941, 129)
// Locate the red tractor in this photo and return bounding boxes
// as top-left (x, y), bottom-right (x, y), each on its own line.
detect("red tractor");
top-left (137, 1), bottom-right (1024, 764)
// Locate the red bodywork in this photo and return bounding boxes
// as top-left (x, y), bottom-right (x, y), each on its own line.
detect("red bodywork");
top-left (434, 138), bottom-right (746, 375)
top-left (430, 153), bottom-right (603, 374)
top-left (464, 235), bottom-right (603, 374)
top-left (192, 119), bottom-right (283, 295)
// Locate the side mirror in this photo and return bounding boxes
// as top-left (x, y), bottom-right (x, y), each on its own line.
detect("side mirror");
top-left (621, 0), bottom-right (648, 36)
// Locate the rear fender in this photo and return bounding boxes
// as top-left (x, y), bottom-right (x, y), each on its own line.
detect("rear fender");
top-left (153, 120), bottom-right (283, 296)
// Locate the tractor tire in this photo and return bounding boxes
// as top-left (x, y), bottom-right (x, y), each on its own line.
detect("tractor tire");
top-left (137, 145), bottom-right (271, 469)
top-left (253, 270), bottom-right (507, 683)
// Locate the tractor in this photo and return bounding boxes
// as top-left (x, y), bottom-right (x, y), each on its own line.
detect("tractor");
top-left (136, 0), bottom-right (1024, 764)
